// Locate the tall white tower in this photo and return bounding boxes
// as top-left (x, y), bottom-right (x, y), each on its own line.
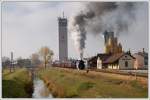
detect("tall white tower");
top-left (58, 13), bottom-right (68, 61)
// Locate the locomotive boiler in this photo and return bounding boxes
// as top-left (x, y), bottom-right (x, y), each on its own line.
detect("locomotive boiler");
top-left (77, 60), bottom-right (85, 70)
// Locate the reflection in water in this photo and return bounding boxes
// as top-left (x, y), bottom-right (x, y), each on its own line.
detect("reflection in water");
top-left (32, 78), bottom-right (53, 98)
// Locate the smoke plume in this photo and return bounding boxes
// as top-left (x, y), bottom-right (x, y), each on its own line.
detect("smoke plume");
top-left (68, 2), bottom-right (146, 58)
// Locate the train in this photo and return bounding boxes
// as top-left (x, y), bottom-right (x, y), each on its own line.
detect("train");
top-left (52, 59), bottom-right (87, 70)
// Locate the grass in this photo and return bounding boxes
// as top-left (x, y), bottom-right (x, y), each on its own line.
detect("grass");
top-left (38, 67), bottom-right (148, 98)
top-left (2, 68), bottom-right (33, 98)
top-left (78, 82), bottom-right (95, 90)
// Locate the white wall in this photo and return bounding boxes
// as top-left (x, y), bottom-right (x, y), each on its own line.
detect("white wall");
top-left (97, 58), bottom-right (102, 69)
top-left (119, 54), bottom-right (135, 69)
top-left (108, 64), bottom-right (119, 69)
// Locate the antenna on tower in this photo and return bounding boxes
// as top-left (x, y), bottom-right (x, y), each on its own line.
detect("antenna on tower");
top-left (63, 11), bottom-right (64, 18)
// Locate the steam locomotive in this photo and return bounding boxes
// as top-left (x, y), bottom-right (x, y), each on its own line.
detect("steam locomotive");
top-left (77, 60), bottom-right (85, 70)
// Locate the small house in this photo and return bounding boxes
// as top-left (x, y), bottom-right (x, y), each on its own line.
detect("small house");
top-left (103, 52), bottom-right (135, 69)
top-left (133, 49), bottom-right (148, 69)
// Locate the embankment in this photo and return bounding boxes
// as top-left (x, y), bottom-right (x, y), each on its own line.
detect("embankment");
top-left (37, 67), bottom-right (148, 98)
top-left (2, 68), bottom-right (33, 98)
top-left (41, 77), bottom-right (65, 97)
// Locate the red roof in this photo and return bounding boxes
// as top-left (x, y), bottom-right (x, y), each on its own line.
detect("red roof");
top-left (89, 52), bottom-right (135, 64)
top-left (103, 53), bottom-right (124, 64)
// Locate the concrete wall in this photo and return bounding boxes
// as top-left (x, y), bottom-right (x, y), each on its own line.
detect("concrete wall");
top-left (58, 18), bottom-right (68, 61)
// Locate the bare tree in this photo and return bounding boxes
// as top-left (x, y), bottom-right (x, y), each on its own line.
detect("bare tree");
top-left (39, 46), bottom-right (54, 68)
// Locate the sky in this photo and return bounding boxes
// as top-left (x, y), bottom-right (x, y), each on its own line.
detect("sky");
top-left (2, 1), bottom-right (148, 60)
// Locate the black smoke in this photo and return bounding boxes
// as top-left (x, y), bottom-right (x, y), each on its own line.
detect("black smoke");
top-left (69, 2), bottom-right (145, 58)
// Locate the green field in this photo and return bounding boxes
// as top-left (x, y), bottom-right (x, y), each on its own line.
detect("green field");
top-left (2, 68), bottom-right (33, 98)
top-left (38, 67), bottom-right (148, 98)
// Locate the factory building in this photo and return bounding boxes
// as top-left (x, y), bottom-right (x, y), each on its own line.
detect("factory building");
top-left (104, 31), bottom-right (123, 54)
top-left (58, 14), bottom-right (68, 61)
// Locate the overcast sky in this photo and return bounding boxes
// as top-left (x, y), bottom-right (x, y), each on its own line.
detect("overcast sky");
top-left (2, 2), bottom-right (148, 60)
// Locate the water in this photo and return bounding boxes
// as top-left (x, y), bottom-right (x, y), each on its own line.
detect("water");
top-left (32, 78), bottom-right (53, 98)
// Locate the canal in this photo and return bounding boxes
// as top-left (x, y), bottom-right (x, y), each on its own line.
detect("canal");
top-left (32, 78), bottom-right (53, 98)
top-left (28, 68), bottom-right (53, 98)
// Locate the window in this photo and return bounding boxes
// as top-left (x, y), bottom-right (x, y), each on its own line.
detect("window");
top-left (125, 61), bottom-right (128, 67)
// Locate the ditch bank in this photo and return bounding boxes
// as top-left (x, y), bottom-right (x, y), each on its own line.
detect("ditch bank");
top-left (40, 77), bottom-right (65, 98)
top-left (2, 68), bottom-right (33, 98)
top-left (37, 67), bottom-right (148, 98)
top-left (30, 68), bottom-right (54, 98)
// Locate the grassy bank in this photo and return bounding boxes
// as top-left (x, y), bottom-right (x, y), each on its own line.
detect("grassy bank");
top-left (2, 68), bottom-right (33, 98)
top-left (38, 67), bottom-right (148, 98)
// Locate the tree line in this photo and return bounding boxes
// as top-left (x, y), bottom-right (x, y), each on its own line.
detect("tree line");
top-left (2, 46), bottom-right (54, 69)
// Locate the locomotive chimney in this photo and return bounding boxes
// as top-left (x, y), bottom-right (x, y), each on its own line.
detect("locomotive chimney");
top-left (80, 53), bottom-right (83, 60)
